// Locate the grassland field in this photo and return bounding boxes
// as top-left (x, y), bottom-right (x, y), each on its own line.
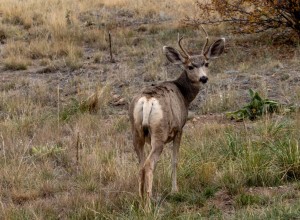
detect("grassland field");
top-left (1, 0), bottom-right (300, 219)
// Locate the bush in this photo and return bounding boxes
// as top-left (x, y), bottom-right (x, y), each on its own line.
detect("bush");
top-left (184, 0), bottom-right (300, 37)
top-left (227, 89), bottom-right (293, 121)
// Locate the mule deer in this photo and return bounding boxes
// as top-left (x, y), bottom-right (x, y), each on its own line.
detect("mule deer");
top-left (129, 27), bottom-right (225, 207)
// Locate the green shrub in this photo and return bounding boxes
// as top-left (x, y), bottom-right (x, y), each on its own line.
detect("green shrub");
top-left (227, 89), bottom-right (293, 121)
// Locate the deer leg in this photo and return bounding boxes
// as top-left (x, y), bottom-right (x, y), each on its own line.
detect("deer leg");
top-left (133, 132), bottom-right (145, 198)
top-left (142, 140), bottom-right (163, 209)
top-left (172, 131), bottom-right (182, 193)
top-left (133, 132), bottom-right (145, 165)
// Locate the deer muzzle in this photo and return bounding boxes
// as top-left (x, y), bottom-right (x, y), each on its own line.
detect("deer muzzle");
top-left (200, 76), bottom-right (208, 84)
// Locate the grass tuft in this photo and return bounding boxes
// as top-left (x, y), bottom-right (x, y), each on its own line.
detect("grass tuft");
top-left (235, 193), bottom-right (268, 207)
top-left (3, 56), bottom-right (30, 70)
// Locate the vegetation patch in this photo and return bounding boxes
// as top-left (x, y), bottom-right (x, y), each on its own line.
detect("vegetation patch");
top-left (3, 56), bottom-right (30, 70)
top-left (235, 192), bottom-right (268, 207)
top-left (30, 144), bottom-right (65, 159)
top-left (227, 89), bottom-right (294, 121)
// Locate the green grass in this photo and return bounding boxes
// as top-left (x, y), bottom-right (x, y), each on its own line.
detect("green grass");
top-left (235, 193), bottom-right (268, 207)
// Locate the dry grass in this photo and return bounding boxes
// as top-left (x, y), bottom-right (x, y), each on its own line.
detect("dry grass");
top-left (1, 0), bottom-right (300, 219)
top-left (0, 0), bottom-right (196, 70)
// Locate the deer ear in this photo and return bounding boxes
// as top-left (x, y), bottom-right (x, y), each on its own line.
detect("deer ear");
top-left (163, 46), bottom-right (185, 64)
top-left (205, 38), bottom-right (225, 59)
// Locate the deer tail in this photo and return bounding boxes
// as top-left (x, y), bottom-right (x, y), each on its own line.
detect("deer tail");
top-left (142, 101), bottom-right (152, 136)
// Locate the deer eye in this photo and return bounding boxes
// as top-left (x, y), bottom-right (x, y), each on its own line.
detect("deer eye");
top-left (204, 63), bottom-right (209, 67)
top-left (188, 66), bottom-right (194, 70)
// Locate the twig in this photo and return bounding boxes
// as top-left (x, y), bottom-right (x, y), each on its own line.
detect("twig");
top-left (57, 85), bottom-right (60, 129)
top-left (108, 31), bottom-right (115, 63)
top-left (76, 132), bottom-right (80, 167)
top-left (1, 133), bottom-right (6, 166)
top-left (86, 207), bottom-right (103, 216)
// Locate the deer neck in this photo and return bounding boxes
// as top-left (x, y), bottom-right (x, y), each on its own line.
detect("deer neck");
top-left (173, 71), bottom-right (201, 106)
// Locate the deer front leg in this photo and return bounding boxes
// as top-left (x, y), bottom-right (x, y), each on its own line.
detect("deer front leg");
top-left (172, 131), bottom-right (182, 193)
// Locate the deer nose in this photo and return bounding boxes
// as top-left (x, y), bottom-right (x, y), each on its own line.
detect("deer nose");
top-left (200, 76), bottom-right (208, 84)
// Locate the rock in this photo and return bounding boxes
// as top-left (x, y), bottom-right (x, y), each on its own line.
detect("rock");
top-left (113, 98), bottom-right (126, 106)
top-left (280, 73), bottom-right (289, 81)
top-left (187, 111), bottom-right (196, 120)
top-left (112, 94), bottom-right (120, 100)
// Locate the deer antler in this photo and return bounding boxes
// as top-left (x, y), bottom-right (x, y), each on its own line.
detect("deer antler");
top-left (178, 36), bottom-right (190, 59)
top-left (200, 25), bottom-right (209, 56)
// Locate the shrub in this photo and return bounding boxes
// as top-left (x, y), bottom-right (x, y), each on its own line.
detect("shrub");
top-left (184, 0), bottom-right (300, 37)
top-left (227, 89), bottom-right (292, 121)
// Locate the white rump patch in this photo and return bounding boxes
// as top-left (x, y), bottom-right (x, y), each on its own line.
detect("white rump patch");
top-left (149, 98), bottom-right (163, 126)
top-left (133, 97), bottom-right (147, 127)
top-left (133, 97), bottom-right (163, 131)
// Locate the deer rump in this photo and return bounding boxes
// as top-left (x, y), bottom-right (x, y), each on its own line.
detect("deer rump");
top-left (130, 83), bottom-right (187, 144)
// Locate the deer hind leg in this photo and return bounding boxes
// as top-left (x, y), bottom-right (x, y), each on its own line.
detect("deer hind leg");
top-left (133, 131), bottom-right (145, 165)
top-left (133, 131), bottom-right (145, 198)
top-left (141, 140), bottom-right (163, 209)
top-left (172, 131), bottom-right (182, 193)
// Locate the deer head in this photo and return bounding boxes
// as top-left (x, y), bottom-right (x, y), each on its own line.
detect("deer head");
top-left (163, 26), bottom-right (225, 84)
